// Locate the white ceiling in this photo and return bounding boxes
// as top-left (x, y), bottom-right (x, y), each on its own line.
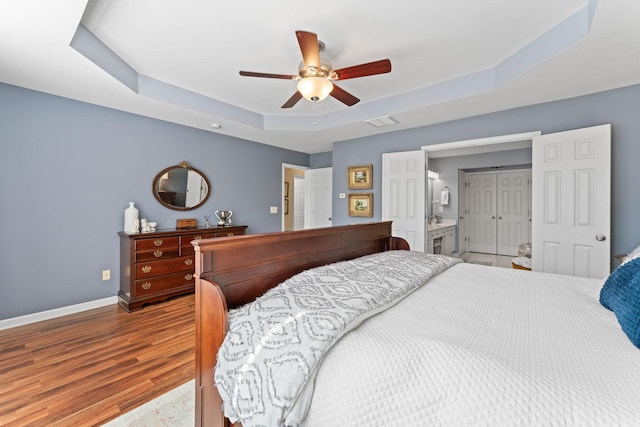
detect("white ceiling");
top-left (1, 0), bottom-right (639, 154)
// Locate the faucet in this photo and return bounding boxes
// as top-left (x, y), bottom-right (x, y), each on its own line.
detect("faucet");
top-left (428, 215), bottom-right (442, 225)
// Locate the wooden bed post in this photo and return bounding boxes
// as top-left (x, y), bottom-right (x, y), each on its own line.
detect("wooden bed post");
top-left (194, 276), bottom-right (228, 427)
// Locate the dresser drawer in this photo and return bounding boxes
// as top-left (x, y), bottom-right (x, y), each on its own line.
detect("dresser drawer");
top-left (179, 229), bottom-right (244, 243)
top-left (135, 248), bottom-right (180, 262)
top-left (180, 229), bottom-right (245, 254)
top-left (134, 271), bottom-right (195, 296)
top-left (180, 233), bottom-right (217, 247)
top-left (135, 236), bottom-right (179, 251)
top-left (215, 229), bottom-right (243, 237)
top-left (180, 233), bottom-right (216, 255)
top-left (135, 256), bottom-right (195, 279)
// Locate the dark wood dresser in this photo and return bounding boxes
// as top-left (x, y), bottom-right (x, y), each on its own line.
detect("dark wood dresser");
top-left (118, 225), bottom-right (247, 311)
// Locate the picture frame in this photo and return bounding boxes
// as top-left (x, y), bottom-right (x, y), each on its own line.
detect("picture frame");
top-left (284, 182), bottom-right (289, 197)
top-left (347, 164), bottom-right (373, 190)
top-left (348, 193), bottom-right (373, 217)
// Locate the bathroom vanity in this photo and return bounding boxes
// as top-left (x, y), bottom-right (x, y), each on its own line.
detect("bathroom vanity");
top-left (426, 219), bottom-right (456, 255)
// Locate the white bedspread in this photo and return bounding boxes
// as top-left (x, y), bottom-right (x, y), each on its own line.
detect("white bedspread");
top-left (303, 263), bottom-right (640, 426)
top-left (215, 251), bottom-right (461, 427)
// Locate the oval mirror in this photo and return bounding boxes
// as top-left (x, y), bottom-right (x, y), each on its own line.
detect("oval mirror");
top-left (152, 161), bottom-right (211, 211)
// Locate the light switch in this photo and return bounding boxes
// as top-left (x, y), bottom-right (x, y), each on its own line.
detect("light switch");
top-left (270, 206), bottom-right (278, 214)
top-left (339, 193), bottom-right (346, 199)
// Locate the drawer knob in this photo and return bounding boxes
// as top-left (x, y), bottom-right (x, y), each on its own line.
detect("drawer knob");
top-left (184, 259), bottom-right (193, 266)
top-left (194, 235), bottom-right (203, 240)
top-left (184, 273), bottom-right (193, 281)
top-left (141, 282), bottom-right (152, 290)
top-left (153, 250), bottom-right (163, 257)
top-left (153, 239), bottom-right (163, 246)
top-left (227, 232), bottom-right (234, 237)
top-left (141, 265), bottom-right (152, 273)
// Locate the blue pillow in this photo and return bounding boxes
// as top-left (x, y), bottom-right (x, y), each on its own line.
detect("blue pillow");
top-left (599, 257), bottom-right (640, 348)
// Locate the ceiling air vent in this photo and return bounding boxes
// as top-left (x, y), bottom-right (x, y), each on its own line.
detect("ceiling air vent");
top-left (365, 115), bottom-right (398, 128)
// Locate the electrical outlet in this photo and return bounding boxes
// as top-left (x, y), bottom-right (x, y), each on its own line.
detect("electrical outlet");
top-left (102, 269), bottom-right (111, 281)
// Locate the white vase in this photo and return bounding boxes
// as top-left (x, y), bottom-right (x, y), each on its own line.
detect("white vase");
top-left (124, 202), bottom-right (140, 234)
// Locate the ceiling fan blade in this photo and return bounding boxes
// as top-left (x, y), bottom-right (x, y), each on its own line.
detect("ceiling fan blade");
top-left (295, 30), bottom-right (321, 69)
top-left (239, 71), bottom-right (297, 80)
top-left (281, 91), bottom-right (303, 108)
top-left (333, 59), bottom-right (392, 80)
top-left (330, 84), bottom-right (360, 106)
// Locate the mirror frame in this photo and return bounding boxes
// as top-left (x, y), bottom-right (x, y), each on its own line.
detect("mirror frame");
top-left (152, 161), bottom-right (211, 211)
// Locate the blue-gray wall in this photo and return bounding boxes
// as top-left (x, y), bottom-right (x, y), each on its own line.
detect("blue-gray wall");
top-left (3, 82), bottom-right (639, 320)
top-left (0, 83), bottom-right (309, 320)
top-left (310, 151), bottom-right (332, 168)
top-left (331, 84), bottom-right (640, 262)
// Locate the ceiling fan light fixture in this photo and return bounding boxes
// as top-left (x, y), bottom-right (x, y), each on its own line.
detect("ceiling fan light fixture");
top-left (297, 77), bottom-right (333, 102)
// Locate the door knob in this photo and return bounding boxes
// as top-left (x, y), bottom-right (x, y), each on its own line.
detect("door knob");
top-left (595, 234), bottom-right (607, 241)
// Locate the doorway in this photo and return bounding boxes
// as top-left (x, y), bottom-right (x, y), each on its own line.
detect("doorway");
top-left (384, 126), bottom-right (610, 278)
top-left (282, 164), bottom-right (308, 231)
top-left (384, 132), bottom-right (539, 253)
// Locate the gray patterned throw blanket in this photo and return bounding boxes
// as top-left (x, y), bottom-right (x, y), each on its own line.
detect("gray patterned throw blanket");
top-left (214, 250), bottom-right (461, 427)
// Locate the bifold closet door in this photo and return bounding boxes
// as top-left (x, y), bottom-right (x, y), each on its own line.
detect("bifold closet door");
top-left (497, 171), bottom-right (531, 256)
top-left (468, 171), bottom-right (530, 255)
top-left (468, 173), bottom-right (497, 253)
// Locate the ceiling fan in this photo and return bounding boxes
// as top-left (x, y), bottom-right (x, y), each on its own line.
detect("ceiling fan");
top-left (239, 30), bottom-right (392, 108)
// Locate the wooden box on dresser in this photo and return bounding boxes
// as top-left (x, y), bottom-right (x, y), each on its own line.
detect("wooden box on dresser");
top-left (118, 225), bottom-right (247, 312)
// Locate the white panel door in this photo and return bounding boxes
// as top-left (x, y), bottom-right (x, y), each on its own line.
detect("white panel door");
top-left (304, 167), bottom-right (332, 229)
top-left (497, 171), bottom-right (531, 256)
top-left (293, 175), bottom-right (305, 230)
top-left (382, 151), bottom-right (426, 252)
top-left (468, 173), bottom-right (497, 253)
top-left (458, 170), bottom-right (469, 255)
top-left (532, 124), bottom-right (611, 278)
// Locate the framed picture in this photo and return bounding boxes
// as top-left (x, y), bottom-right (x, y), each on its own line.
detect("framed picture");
top-left (348, 193), bottom-right (373, 217)
top-left (347, 164), bottom-right (373, 190)
top-left (284, 182), bottom-right (289, 197)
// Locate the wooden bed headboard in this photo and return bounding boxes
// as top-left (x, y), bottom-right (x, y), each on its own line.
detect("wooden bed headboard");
top-left (191, 221), bottom-right (409, 427)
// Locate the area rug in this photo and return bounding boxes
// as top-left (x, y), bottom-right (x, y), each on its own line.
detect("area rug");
top-left (103, 380), bottom-right (194, 427)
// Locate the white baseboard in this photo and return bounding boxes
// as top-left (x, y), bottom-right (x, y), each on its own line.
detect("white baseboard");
top-left (0, 296), bottom-right (119, 331)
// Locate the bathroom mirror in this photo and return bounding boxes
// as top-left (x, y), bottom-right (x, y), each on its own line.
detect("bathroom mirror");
top-left (152, 161), bottom-right (210, 211)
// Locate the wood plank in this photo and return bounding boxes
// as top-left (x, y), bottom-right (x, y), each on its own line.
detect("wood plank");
top-left (0, 294), bottom-right (195, 426)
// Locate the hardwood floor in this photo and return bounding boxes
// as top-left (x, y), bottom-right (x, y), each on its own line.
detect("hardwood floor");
top-left (0, 294), bottom-right (195, 426)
